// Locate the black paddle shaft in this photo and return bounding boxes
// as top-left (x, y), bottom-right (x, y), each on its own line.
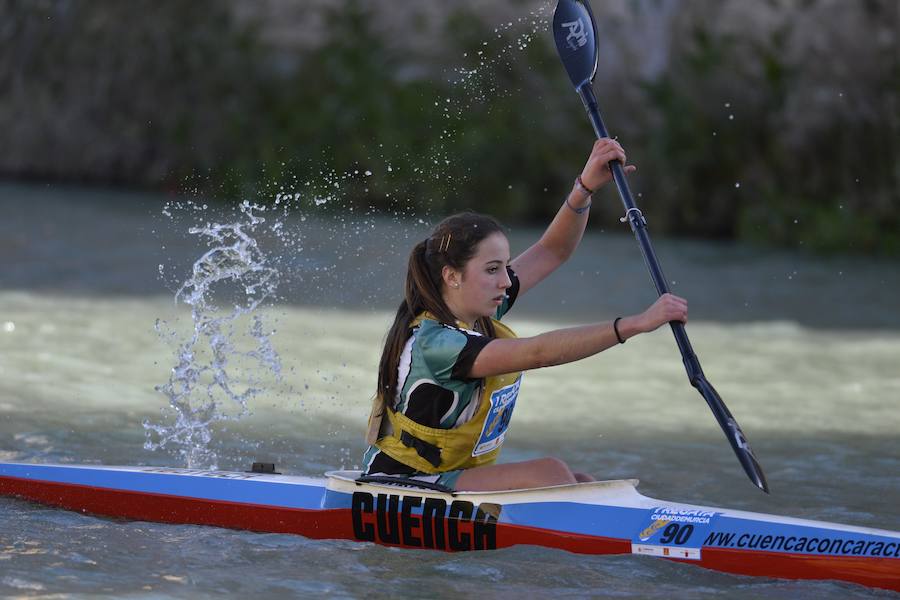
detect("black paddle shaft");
top-left (578, 82), bottom-right (769, 493)
top-left (551, 0), bottom-right (767, 492)
top-left (577, 82), bottom-right (769, 494)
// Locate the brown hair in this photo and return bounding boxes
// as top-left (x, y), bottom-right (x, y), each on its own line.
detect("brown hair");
top-left (376, 212), bottom-right (506, 402)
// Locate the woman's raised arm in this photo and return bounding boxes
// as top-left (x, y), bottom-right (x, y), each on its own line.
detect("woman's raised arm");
top-left (510, 138), bottom-right (635, 295)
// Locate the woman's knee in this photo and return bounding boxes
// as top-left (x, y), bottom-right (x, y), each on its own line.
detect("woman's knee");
top-left (531, 457), bottom-right (576, 484)
top-left (456, 457), bottom-right (583, 491)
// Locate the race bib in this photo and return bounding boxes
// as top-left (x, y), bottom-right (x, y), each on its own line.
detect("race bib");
top-left (472, 376), bottom-right (521, 456)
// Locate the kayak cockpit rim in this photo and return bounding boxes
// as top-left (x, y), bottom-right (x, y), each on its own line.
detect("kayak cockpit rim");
top-left (326, 469), bottom-right (642, 498)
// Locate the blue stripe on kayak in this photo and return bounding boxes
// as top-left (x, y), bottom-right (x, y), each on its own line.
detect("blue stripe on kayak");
top-left (707, 515), bottom-right (900, 552)
top-left (720, 515), bottom-right (900, 542)
top-left (499, 501), bottom-right (646, 539)
top-left (0, 463), bottom-right (327, 510)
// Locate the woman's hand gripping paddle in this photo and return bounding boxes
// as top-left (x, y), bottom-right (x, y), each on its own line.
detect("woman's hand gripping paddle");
top-left (552, 0), bottom-right (769, 493)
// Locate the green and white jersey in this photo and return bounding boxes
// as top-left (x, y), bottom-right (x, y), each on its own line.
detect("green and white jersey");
top-left (363, 268), bottom-right (520, 476)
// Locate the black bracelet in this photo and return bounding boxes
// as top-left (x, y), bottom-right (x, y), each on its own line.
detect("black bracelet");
top-left (613, 317), bottom-right (626, 344)
top-left (575, 175), bottom-right (594, 195)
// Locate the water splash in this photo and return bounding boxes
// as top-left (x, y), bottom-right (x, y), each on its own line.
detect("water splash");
top-left (144, 201), bottom-right (282, 468)
top-left (451, 6), bottom-right (551, 100)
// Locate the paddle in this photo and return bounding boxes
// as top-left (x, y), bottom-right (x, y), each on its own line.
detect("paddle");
top-left (552, 0), bottom-right (769, 493)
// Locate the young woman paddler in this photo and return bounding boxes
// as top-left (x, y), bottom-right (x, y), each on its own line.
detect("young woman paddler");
top-left (364, 138), bottom-right (688, 492)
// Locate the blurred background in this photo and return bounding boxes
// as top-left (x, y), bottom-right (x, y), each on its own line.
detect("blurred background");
top-left (3, 0), bottom-right (898, 254)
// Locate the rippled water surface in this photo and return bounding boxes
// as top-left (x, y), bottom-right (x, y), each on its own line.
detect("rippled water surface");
top-left (1, 184), bottom-right (898, 598)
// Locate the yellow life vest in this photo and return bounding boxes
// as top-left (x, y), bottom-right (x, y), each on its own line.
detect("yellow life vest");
top-left (365, 313), bottom-right (522, 474)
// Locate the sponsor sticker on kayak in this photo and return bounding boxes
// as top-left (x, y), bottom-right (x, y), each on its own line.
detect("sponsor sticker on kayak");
top-left (631, 506), bottom-right (720, 561)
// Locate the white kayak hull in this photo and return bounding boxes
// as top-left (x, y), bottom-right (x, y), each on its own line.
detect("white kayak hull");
top-left (0, 462), bottom-right (897, 591)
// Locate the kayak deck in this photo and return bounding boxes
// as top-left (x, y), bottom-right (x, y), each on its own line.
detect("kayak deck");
top-left (0, 462), bottom-right (897, 591)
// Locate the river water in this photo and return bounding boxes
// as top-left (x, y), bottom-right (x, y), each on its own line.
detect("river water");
top-left (1, 182), bottom-right (898, 598)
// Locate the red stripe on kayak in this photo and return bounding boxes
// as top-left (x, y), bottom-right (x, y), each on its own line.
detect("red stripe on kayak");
top-left (0, 475), bottom-right (354, 539)
top-left (494, 523), bottom-right (631, 555)
top-left (698, 546), bottom-right (900, 593)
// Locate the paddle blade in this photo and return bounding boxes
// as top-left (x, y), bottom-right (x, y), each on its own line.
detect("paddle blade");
top-left (552, 0), bottom-right (599, 88)
top-left (695, 376), bottom-right (769, 493)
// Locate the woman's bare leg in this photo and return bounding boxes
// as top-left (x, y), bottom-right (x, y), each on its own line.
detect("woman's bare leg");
top-left (455, 457), bottom-right (590, 491)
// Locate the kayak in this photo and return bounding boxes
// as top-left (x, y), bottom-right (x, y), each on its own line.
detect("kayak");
top-left (0, 462), bottom-right (897, 591)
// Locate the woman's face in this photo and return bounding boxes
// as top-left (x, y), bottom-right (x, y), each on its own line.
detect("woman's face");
top-left (445, 232), bottom-right (512, 323)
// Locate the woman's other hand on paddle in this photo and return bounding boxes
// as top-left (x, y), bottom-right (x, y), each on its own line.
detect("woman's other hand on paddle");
top-left (634, 293), bottom-right (688, 334)
top-left (580, 138), bottom-right (635, 191)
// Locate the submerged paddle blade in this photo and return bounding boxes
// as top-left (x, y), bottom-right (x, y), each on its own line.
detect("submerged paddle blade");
top-left (695, 375), bottom-right (769, 493)
top-left (552, 0), bottom-right (599, 88)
